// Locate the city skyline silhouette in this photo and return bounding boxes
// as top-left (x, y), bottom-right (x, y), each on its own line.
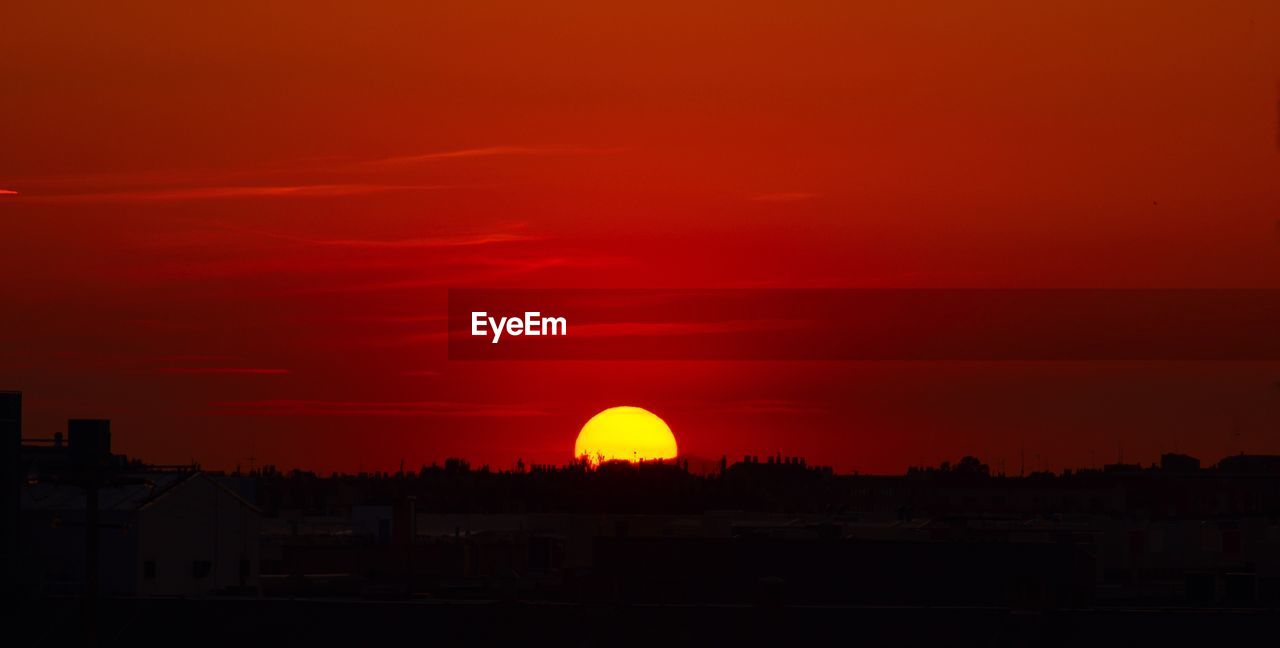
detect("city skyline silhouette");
top-left (6, 1), bottom-right (1280, 645)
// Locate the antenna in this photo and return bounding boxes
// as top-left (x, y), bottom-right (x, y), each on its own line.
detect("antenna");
top-left (1232, 416), bottom-right (1243, 455)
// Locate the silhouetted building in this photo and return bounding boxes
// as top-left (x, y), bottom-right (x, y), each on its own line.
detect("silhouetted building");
top-left (1217, 454), bottom-right (1280, 474)
top-left (1161, 453), bottom-right (1200, 472)
top-left (14, 409), bottom-right (262, 597)
top-left (21, 470), bottom-right (261, 596)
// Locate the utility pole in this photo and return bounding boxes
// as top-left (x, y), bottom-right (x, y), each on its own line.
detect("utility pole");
top-left (82, 483), bottom-right (99, 648)
top-left (68, 419), bottom-right (111, 648)
top-left (2, 392), bottom-right (20, 603)
top-left (405, 495), bottom-right (417, 597)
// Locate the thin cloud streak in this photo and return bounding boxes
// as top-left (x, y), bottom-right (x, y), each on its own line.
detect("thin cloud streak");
top-left (122, 245), bottom-right (585, 286)
top-left (158, 367), bottom-right (290, 375)
top-left (369, 145), bottom-right (620, 166)
top-left (235, 227), bottom-right (538, 249)
top-left (345, 314), bottom-right (448, 324)
top-left (705, 399), bottom-right (827, 415)
top-left (209, 400), bottom-right (549, 417)
top-left (749, 192), bottom-right (818, 203)
top-left (568, 319), bottom-right (814, 338)
top-left (153, 354), bottom-right (241, 362)
top-left (310, 255), bottom-right (630, 294)
top-left (17, 184), bottom-right (450, 203)
top-left (2, 143), bottom-right (618, 199)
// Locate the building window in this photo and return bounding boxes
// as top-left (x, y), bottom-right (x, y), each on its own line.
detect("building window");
top-left (143, 560), bottom-right (156, 580)
top-left (192, 560), bottom-right (212, 579)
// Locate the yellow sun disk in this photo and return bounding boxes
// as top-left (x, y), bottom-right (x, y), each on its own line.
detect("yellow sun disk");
top-left (574, 406), bottom-right (677, 465)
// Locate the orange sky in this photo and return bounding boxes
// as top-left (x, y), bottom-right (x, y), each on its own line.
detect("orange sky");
top-left (3, 2), bottom-right (1280, 473)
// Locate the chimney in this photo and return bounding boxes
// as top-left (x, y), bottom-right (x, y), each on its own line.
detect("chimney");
top-left (68, 419), bottom-right (111, 462)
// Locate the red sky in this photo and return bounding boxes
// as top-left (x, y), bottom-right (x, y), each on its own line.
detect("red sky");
top-left (3, 1), bottom-right (1280, 473)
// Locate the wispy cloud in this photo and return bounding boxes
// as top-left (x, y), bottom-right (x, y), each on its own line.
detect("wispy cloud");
top-left (158, 367), bottom-right (290, 375)
top-left (2, 144), bottom-right (617, 203)
top-left (153, 354), bottom-right (241, 362)
top-left (0, 161), bottom-right (317, 190)
top-left (342, 314), bottom-right (448, 324)
top-left (749, 192), bottom-right (817, 203)
top-left (704, 399), bottom-right (827, 415)
top-left (316, 254), bottom-right (629, 294)
top-left (122, 239), bottom-right (578, 287)
top-left (725, 270), bottom-right (999, 288)
top-left (569, 319), bottom-right (813, 338)
top-left (209, 400), bottom-right (548, 417)
top-left (232, 227), bottom-right (537, 249)
top-left (369, 145), bottom-right (619, 166)
top-left (371, 331), bottom-right (449, 346)
top-left (18, 184), bottom-right (447, 203)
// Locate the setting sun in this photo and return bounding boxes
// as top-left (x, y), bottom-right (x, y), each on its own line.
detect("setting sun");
top-left (574, 406), bottom-right (677, 466)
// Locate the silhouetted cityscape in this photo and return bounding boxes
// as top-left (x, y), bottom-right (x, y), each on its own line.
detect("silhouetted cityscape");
top-left (9, 390), bottom-right (1280, 646)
